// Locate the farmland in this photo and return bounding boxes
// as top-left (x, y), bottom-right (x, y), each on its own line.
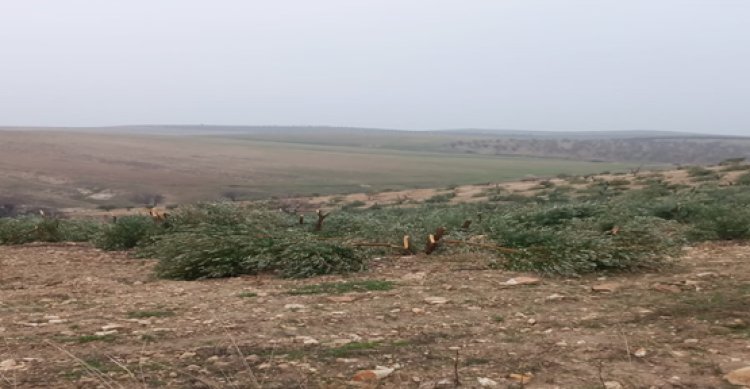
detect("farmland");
top-left (0, 129), bottom-right (635, 208)
top-left (2, 163), bottom-right (750, 387)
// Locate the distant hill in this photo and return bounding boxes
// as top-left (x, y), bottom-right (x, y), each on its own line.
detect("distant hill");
top-left (2, 125), bottom-right (748, 164)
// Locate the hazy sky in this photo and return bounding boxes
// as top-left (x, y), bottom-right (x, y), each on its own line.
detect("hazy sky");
top-left (1, 1), bottom-right (748, 135)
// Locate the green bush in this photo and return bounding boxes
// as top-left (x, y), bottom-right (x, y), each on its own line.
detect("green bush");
top-left (95, 216), bottom-right (159, 250)
top-left (146, 227), bottom-right (365, 280)
top-left (0, 217), bottom-right (101, 245)
top-left (737, 172), bottom-right (750, 186)
top-left (424, 192), bottom-right (456, 203)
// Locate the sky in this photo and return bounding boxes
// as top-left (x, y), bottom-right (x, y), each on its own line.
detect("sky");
top-left (0, 1), bottom-right (748, 135)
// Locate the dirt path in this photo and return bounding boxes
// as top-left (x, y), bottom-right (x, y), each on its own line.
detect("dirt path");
top-left (1, 243), bottom-right (749, 388)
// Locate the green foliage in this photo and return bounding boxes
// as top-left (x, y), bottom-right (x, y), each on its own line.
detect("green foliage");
top-left (737, 172), bottom-right (750, 185)
top-left (0, 217), bottom-right (100, 245)
top-left (424, 192), bottom-right (456, 203)
top-left (142, 213), bottom-right (366, 279)
top-left (95, 216), bottom-right (159, 250)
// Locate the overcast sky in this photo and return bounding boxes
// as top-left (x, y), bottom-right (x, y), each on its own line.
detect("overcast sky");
top-left (1, 1), bottom-right (748, 135)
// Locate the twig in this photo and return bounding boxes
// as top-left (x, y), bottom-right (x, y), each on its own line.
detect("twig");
top-left (618, 326), bottom-right (632, 365)
top-left (453, 349), bottom-right (461, 387)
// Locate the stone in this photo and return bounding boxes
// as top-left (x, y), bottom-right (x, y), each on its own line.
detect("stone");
top-left (508, 373), bottom-right (533, 384)
top-left (652, 284), bottom-right (681, 293)
top-left (604, 381), bottom-right (623, 389)
top-left (284, 303), bottom-right (306, 310)
top-left (545, 293), bottom-right (566, 301)
top-left (101, 324), bottom-right (125, 331)
top-left (477, 377), bottom-right (499, 387)
top-left (179, 351), bottom-right (196, 360)
top-left (503, 276), bottom-right (540, 286)
top-left (725, 366), bottom-right (750, 386)
top-left (412, 308), bottom-right (425, 314)
top-left (592, 282), bottom-right (621, 293)
top-left (0, 359), bottom-right (19, 372)
top-left (424, 296), bottom-right (449, 305)
top-left (634, 348), bottom-right (647, 358)
top-left (352, 367), bottom-right (394, 382)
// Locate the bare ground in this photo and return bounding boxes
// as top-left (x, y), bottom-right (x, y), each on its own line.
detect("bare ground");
top-left (1, 242), bottom-right (749, 388)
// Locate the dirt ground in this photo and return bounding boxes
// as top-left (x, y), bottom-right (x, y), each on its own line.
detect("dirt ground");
top-left (1, 241), bottom-right (749, 388)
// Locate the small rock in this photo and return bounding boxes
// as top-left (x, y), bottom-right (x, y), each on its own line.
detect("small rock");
top-left (295, 336), bottom-right (319, 345)
top-left (0, 359), bottom-right (19, 372)
top-left (527, 318), bottom-right (537, 325)
top-left (508, 373), bottom-right (533, 384)
top-left (101, 324), bottom-right (125, 331)
top-left (504, 276), bottom-right (540, 286)
top-left (402, 272), bottom-right (427, 281)
top-left (592, 282), bottom-right (621, 293)
top-left (725, 366), bottom-right (750, 386)
top-left (424, 296), bottom-right (449, 305)
top-left (412, 308), bottom-right (425, 314)
top-left (652, 284), bottom-right (681, 293)
top-left (477, 377), bottom-right (499, 387)
top-left (284, 304), bottom-right (306, 310)
top-left (684, 338), bottom-right (699, 344)
top-left (545, 293), bottom-right (566, 301)
top-left (604, 381), bottom-right (623, 389)
top-left (179, 351), bottom-right (196, 360)
top-left (245, 354), bottom-right (260, 363)
top-left (352, 367), bottom-right (394, 382)
top-left (186, 364), bottom-right (201, 371)
top-left (634, 348), bottom-right (647, 358)
top-left (94, 330), bottom-right (117, 336)
top-left (336, 358), bottom-right (359, 364)
top-left (206, 355), bottom-right (220, 363)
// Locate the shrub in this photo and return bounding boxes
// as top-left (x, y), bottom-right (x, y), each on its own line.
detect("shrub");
top-left (737, 172), bottom-right (750, 186)
top-left (146, 228), bottom-right (365, 280)
top-left (95, 216), bottom-right (158, 250)
top-left (0, 217), bottom-right (101, 245)
top-left (424, 192), bottom-right (456, 204)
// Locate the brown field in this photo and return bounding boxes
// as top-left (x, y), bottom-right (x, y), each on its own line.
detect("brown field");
top-left (1, 242), bottom-right (748, 388)
top-left (0, 130), bottom-right (636, 209)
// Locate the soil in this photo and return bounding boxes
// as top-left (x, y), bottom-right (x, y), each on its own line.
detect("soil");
top-left (1, 241), bottom-right (749, 388)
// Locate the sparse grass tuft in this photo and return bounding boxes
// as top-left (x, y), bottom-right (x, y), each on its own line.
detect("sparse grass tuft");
top-left (288, 280), bottom-right (395, 295)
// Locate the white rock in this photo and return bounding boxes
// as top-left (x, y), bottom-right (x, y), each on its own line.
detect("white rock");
top-left (0, 359), bottom-right (18, 371)
top-left (604, 381), bottom-right (623, 389)
top-left (503, 277), bottom-right (540, 286)
top-left (284, 304), bottom-right (306, 310)
top-left (634, 348), bottom-right (647, 358)
top-left (725, 366), bottom-right (750, 386)
top-left (179, 351), bottom-right (196, 360)
top-left (424, 296), bottom-right (449, 305)
top-left (477, 377), bottom-right (499, 387)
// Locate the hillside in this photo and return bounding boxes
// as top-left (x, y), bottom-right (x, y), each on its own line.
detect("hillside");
top-left (0, 130), bottom-right (632, 209)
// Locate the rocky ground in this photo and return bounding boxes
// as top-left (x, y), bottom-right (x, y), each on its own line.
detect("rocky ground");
top-left (1, 242), bottom-right (749, 388)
